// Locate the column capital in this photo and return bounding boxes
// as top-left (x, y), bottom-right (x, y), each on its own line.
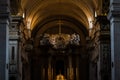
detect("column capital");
top-left (0, 0), bottom-right (11, 21)
top-left (0, 13), bottom-right (10, 21)
top-left (108, 2), bottom-right (120, 20)
top-left (110, 0), bottom-right (120, 4)
top-left (95, 16), bottom-right (109, 25)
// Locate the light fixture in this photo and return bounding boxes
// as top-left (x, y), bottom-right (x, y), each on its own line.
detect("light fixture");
top-left (39, 33), bottom-right (80, 49)
top-left (39, 18), bottom-right (80, 49)
top-left (22, 12), bottom-right (25, 18)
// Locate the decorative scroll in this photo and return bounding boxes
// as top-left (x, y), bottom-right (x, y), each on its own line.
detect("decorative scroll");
top-left (101, 23), bottom-right (110, 31)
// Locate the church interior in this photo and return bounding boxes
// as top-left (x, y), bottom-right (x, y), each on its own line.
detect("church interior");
top-left (1, 0), bottom-right (120, 80)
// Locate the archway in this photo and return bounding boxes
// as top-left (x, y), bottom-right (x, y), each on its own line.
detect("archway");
top-left (55, 60), bottom-right (65, 75)
top-left (29, 15), bottom-right (89, 80)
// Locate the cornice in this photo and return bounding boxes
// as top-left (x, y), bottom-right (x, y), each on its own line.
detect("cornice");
top-left (108, 2), bottom-right (120, 20)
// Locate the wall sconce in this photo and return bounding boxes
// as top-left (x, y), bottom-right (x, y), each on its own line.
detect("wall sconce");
top-left (22, 13), bottom-right (25, 18)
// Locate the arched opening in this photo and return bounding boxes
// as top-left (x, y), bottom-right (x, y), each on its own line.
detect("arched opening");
top-left (55, 60), bottom-right (65, 75)
top-left (28, 15), bottom-right (89, 80)
top-left (9, 76), bottom-right (16, 80)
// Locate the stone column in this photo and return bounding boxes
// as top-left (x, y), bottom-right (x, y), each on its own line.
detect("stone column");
top-left (69, 56), bottom-right (73, 80)
top-left (42, 68), bottom-right (45, 80)
top-left (76, 56), bottom-right (79, 80)
top-left (108, 0), bottom-right (120, 80)
top-left (48, 57), bottom-right (52, 80)
top-left (0, 0), bottom-right (10, 80)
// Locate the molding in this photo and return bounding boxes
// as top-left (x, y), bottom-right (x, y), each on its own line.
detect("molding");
top-left (108, 3), bottom-right (120, 20)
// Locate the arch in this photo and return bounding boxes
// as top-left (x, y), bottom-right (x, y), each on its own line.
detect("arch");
top-left (32, 15), bottom-right (89, 38)
top-left (55, 60), bottom-right (65, 75)
top-left (20, 0), bottom-right (97, 30)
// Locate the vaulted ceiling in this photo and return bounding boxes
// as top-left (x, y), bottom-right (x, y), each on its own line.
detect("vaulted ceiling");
top-left (11, 0), bottom-right (101, 33)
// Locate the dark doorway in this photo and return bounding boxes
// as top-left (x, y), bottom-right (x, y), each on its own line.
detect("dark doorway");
top-left (9, 76), bottom-right (16, 80)
top-left (55, 60), bottom-right (64, 75)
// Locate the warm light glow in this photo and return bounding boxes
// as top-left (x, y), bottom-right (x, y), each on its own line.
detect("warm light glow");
top-left (22, 13), bottom-right (25, 18)
top-left (88, 18), bottom-right (93, 29)
top-left (95, 11), bottom-right (97, 17)
top-left (27, 19), bottom-right (31, 29)
top-left (56, 74), bottom-right (65, 80)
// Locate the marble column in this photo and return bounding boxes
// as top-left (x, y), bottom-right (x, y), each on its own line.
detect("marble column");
top-left (108, 0), bottom-right (120, 80)
top-left (0, 0), bottom-right (10, 80)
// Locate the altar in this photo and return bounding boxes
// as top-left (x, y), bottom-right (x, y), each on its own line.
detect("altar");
top-left (56, 74), bottom-right (66, 80)
top-left (31, 31), bottom-right (88, 80)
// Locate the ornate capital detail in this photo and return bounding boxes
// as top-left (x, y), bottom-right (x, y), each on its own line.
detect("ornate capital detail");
top-left (102, 0), bottom-right (109, 15)
top-left (0, 1), bottom-right (11, 20)
top-left (96, 16), bottom-right (109, 25)
top-left (24, 39), bottom-right (33, 52)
